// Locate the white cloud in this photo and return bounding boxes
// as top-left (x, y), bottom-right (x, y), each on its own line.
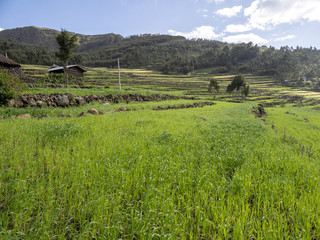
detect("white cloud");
top-left (223, 33), bottom-right (268, 44)
top-left (216, 5), bottom-right (243, 17)
top-left (275, 35), bottom-right (296, 42)
top-left (0, 28), bottom-right (4, 32)
top-left (225, 24), bottom-right (253, 33)
top-left (197, 9), bottom-right (208, 14)
top-left (244, 0), bottom-right (320, 30)
top-left (197, 9), bottom-right (209, 18)
top-left (244, 0), bottom-right (259, 17)
top-left (168, 26), bottom-right (221, 40)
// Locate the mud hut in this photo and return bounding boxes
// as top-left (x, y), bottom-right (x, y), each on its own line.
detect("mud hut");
top-left (47, 65), bottom-right (86, 78)
top-left (0, 54), bottom-right (22, 78)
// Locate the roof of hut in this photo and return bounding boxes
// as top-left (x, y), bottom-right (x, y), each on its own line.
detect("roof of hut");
top-left (0, 54), bottom-right (21, 67)
top-left (47, 65), bottom-right (86, 72)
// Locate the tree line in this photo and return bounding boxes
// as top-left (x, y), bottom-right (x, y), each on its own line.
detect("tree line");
top-left (1, 34), bottom-right (320, 82)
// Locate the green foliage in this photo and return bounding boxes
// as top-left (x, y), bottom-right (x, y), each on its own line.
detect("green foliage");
top-left (230, 74), bottom-right (246, 91)
top-left (46, 73), bottom-right (65, 84)
top-left (55, 29), bottom-right (78, 85)
top-left (55, 30), bottom-right (78, 64)
top-left (208, 78), bottom-right (220, 98)
top-left (208, 78), bottom-right (220, 93)
top-left (2, 28), bottom-right (320, 79)
top-left (0, 70), bottom-right (24, 105)
top-left (242, 84), bottom-right (250, 97)
top-left (226, 74), bottom-right (250, 97)
top-left (37, 73), bottom-right (84, 86)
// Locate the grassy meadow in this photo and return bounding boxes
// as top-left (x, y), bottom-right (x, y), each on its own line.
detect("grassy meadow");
top-left (1, 66), bottom-right (320, 239)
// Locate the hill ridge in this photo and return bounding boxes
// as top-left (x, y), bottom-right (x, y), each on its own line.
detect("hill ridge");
top-left (0, 26), bottom-right (124, 51)
top-left (1, 26), bottom-right (320, 80)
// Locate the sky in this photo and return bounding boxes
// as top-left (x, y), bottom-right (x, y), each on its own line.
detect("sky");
top-left (1, 0), bottom-right (320, 48)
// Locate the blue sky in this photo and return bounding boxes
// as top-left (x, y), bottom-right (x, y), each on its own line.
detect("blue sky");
top-left (1, 0), bottom-right (320, 48)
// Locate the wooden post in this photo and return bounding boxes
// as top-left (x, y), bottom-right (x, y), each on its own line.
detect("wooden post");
top-left (118, 58), bottom-right (121, 90)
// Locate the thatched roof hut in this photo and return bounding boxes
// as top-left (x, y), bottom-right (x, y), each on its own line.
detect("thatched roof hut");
top-left (0, 54), bottom-right (22, 78)
top-left (47, 65), bottom-right (86, 78)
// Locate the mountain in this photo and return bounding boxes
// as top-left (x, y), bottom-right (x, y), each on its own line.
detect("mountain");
top-left (0, 26), bottom-right (59, 48)
top-left (0, 26), bottom-right (124, 51)
top-left (1, 26), bottom-right (320, 80)
top-left (0, 26), bottom-right (191, 69)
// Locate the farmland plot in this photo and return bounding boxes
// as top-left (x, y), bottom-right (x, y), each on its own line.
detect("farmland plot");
top-left (1, 102), bottom-right (320, 239)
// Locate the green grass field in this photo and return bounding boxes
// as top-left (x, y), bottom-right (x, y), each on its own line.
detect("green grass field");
top-left (1, 66), bottom-right (320, 239)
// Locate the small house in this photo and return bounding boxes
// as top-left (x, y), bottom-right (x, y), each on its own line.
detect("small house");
top-left (47, 65), bottom-right (86, 78)
top-left (0, 53), bottom-right (22, 78)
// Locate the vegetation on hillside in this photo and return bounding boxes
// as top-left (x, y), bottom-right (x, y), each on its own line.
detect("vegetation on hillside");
top-left (1, 27), bottom-right (320, 84)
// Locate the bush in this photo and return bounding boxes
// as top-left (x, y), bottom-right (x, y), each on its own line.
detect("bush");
top-left (0, 70), bottom-right (24, 105)
top-left (46, 73), bottom-right (84, 86)
top-left (208, 78), bottom-right (220, 93)
top-left (226, 74), bottom-right (250, 98)
top-left (47, 73), bottom-right (65, 84)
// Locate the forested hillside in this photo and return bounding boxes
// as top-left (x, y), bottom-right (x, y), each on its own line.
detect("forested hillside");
top-left (1, 26), bottom-right (320, 82)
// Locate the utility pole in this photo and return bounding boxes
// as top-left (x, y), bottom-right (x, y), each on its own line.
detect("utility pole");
top-left (118, 58), bottom-right (121, 90)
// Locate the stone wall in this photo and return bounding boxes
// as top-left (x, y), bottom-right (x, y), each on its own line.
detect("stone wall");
top-left (7, 93), bottom-right (196, 108)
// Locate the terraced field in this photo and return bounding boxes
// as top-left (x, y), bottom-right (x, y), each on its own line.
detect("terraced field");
top-left (1, 65), bottom-right (320, 239)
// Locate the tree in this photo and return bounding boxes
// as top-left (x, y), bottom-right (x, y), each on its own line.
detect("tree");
top-left (242, 84), bottom-right (250, 97)
top-left (55, 29), bottom-right (78, 85)
top-left (208, 78), bottom-right (220, 98)
top-left (226, 74), bottom-right (250, 99)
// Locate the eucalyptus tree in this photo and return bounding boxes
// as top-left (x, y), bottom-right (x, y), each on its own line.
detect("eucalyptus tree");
top-left (56, 29), bottom-right (78, 85)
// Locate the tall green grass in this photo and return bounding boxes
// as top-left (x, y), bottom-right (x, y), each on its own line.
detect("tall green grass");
top-left (1, 102), bottom-right (320, 239)
top-left (266, 105), bottom-right (320, 154)
top-left (0, 99), bottom-right (206, 118)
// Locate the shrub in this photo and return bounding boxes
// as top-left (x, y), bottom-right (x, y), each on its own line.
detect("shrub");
top-left (208, 78), bottom-right (220, 93)
top-left (46, 73), bottom-right (84, 85)
top-left (76, 77), bottom-right (85, 86)
top-left (226, 74), bottom-right (250, 97)
top-left (47, 73), bottom-right (65, 84)
top-left (208, 78), bottom-right (220, 98)
top-left (0, 70), bottom-right (24, 105)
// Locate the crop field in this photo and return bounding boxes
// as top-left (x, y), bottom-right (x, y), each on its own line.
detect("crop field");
top-left (1, 66), bottom-right (320, 239)
top-left (21, 65), bottom-right (281, 99)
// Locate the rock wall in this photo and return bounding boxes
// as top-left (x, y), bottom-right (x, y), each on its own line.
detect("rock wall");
top-left (7, 93), bottom-right (196, 108)
top-left (152, 102), bottom-right (215, 110)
